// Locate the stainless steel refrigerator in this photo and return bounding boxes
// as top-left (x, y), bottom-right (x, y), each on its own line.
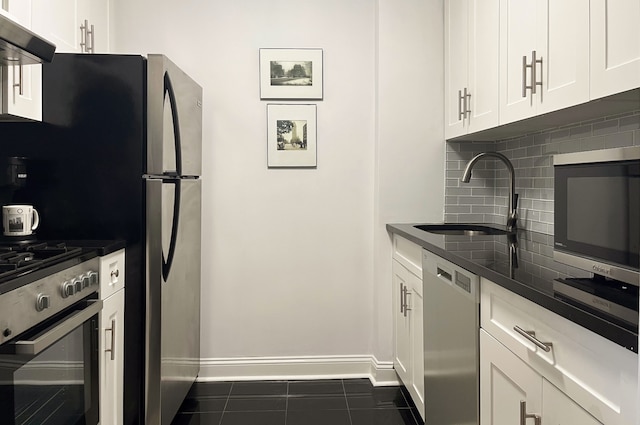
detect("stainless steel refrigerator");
top-left (6, 53), bottom-right (203, 425)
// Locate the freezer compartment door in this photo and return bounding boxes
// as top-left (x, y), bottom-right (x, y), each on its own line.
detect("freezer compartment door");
top-left (146, 178), bottom-right (202, 425)
top-left (147, 54), bottom-right (202, 177)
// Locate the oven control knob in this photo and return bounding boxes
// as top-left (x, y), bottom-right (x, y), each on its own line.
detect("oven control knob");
top-left (3, 328), bottom-right (11, 338)
top-left (36, 294), bottom-right (50, 312)
top-left (88, 271), bottom-right (99, 286)
top-left (61, 281), bottom-right (76, 298)
top-left (82, 275), bottom-right (90, 289)
top-left (73, 279), bottom-right (82, 293)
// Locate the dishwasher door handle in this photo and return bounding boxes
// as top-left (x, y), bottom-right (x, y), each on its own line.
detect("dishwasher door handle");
top-left (436, 267), bottom-right (452, 282)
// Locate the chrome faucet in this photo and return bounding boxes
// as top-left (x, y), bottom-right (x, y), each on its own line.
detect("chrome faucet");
top-left (461, 152), bottom-right (518, 232)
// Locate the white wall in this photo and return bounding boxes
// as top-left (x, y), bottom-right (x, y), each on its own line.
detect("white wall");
top-left (111, 0), bottom-right (443, 381)
top-left (374, 0), bottom-right (445, 362)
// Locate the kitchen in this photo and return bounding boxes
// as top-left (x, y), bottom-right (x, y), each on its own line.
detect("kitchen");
top-left (0, 1), bottom-right (638, 425)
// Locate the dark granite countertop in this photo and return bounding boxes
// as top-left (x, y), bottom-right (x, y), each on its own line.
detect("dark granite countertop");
top-left (387, 223), bottom-right (638, 353)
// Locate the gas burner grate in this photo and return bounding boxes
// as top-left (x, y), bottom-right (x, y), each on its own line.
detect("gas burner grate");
top-left (0, 242), bottom-right (86, 288)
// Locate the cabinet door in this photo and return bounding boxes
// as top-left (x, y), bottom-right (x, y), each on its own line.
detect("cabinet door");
top-left (480, 330), bottom-right (542, 425)
top-left (79, 0), bottom-right (110, 53)
top-left (590, 0), bottom-right (640, 99)
top-left (31, 0), bottom-right (83, 53)
top-left (392, 260), bottom-right (411, 384)
top-left (466, 0), bottom-right (499, 134)
top-left (101, 290), bottom-right (125, 425)
top-left (409, 284), bottom-right (424, 421)
top-left (444, 0), bottom-right (469, 139)
top-left (4, 0), bottom-right (42, 121)
top-left (499, 0), bottom-right (538, 124)
top-left (537, 0), bottom-right (589, 114)
top-left (543, 380), bottom-right (604, 425)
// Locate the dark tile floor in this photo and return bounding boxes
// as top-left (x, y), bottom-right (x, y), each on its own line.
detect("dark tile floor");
top-left (171, 379), bottom-right (424, 425)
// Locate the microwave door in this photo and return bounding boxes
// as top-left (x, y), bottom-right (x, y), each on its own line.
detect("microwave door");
top-left (147, 55), bottom-right (203, 178)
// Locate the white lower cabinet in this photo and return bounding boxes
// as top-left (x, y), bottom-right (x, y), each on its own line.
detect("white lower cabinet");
top-left (392, 235), bottom-right (424, 421)
top-left (480, 278), bottom-right (638, 425)
top-left (100, 288), bottom-right (124, 425)
top-left (481, 330), bottom-right (603, 425)
top-left (99, 249), bottom-right (125, 425)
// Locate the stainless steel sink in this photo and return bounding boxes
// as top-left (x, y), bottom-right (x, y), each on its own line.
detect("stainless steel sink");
top-left (414, 224), bottom-right (509, 236)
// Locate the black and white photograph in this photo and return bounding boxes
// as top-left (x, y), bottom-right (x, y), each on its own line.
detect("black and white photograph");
top-left (260, 48), bottom-right (323, 99)
top-left (270, 61), bottom-right (312, 86)
top-left (267, 104), bottom-right (317, 167)
top-left (276, 119), bottom-right (308, 150)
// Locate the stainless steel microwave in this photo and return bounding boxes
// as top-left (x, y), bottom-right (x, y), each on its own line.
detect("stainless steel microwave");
top-left (554, 146), bottom-right (640, 286)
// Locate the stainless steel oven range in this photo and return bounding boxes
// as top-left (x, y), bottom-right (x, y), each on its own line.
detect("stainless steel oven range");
top-left (0, 242), bottom-right (102, 425)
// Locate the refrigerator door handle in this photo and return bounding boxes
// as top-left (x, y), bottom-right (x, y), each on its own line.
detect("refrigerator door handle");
top-left (164, 72), bottom-right (183, 176)
top-left (162, 180), bottom-right (181, 282)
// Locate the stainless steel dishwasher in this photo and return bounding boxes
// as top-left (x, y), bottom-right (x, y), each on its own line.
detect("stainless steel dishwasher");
top-left (422, 249), bottom-right (480, 425)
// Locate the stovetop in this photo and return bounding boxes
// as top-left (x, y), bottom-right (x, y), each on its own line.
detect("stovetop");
top-left (0, 242), bottom-right (83, 280)
top-left (0, 241), bottom-right (86, 287)
top-left (0, 239), bottom-right (125, 296)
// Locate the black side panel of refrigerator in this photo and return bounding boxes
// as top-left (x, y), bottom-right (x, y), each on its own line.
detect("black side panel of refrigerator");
top-left (19, 54), bottom-right (146, 425)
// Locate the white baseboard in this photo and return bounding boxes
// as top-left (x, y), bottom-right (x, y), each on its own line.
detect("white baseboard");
top-left (197, 355), bottom-right (400, 387)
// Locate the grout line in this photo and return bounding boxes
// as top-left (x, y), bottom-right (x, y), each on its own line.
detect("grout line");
top-left (284, 381), bottom-right (289, 425)
top-left (341, 379), bottom-right (354, 425)
top-left (217, 382), bottom-right (232, 425)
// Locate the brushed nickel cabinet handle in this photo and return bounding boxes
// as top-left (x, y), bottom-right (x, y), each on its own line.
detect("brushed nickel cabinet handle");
top-left (403, 289), bottom-right (412, 317)
top-left (464, 87), bottom-right (471, 119)
top-left (520, 400), bottom-right (541, 425)
top-left (514, 325), bottom-right (553, 352)
top-left (13, 64), bottom-right (23, 96)
top-left (80, 20), bottom-right (88, 52)
top-left (531, 50), bottom-right (542, 94)
top-left (87, 23), bottom-right (95, 53)
top-left (105, 319), bottom-right (116, 361)
top-left (522, 54), bottom-right (528, 97)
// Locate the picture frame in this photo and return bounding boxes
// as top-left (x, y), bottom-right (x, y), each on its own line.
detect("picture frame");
top-left (260, 48), bottom-right (323, 100)
top-left (267, 104), bottom-right (317, 168)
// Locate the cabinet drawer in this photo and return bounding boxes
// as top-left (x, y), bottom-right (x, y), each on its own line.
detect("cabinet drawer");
top-left (392, 235), bottom-right (422, 278)
top-left (481, 278), bottom-right (637, 425)
top-left (99, 249), bottom-right (125, 299)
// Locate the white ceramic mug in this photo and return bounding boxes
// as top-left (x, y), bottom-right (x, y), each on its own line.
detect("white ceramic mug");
top-left (2, 205), bottom-right (40, 237)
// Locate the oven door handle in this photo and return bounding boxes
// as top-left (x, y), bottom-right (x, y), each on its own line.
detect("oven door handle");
top-left (12, 300), bottom-right (103, 356)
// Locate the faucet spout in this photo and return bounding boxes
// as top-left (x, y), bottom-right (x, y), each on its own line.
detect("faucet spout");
top-left (460, 152), bottom-right (518, 232)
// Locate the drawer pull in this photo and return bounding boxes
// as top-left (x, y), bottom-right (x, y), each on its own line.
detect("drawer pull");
top-left (513, 326), bottom-right (553, 352)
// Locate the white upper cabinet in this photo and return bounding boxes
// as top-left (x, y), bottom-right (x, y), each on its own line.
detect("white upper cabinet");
top-left (444, 0), bottom-right (469, 139)
top-left (445, 0), bottom-right (499, 139)
top-left (499, 0), bottom-right (589, 123)
top-left (537, 0), bottom-right (590, 114)
top-left (31, 0), bottom-right (110, 54)
top-left (590, 0), bottom-right (640, 100)
top-left (78, 0), bottom-right (110, 53)
top-left (3, 0), bottom-right (42, 121)
top-left (467, 0), bottom-right (500, 133)
top-left (31, 0), bottom-right (82, 53)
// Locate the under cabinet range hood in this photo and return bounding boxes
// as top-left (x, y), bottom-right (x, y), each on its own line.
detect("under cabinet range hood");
top-left (0, 11), bottom-right (55, 65)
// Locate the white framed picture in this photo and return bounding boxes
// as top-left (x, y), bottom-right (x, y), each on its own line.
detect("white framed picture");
top-left (260, 48), bottom-right (323, 100)
top-left (267, 104), bottom-right (317, 168)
